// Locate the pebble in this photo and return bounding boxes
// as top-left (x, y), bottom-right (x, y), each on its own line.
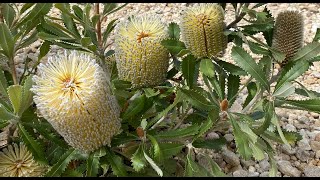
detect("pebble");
top-left (222, 148), bottom-right (240, 167)
top-left (248, 166), bottom-right (255, 173)
top-left (281, 144), bottom-right (296, 155)
top-left (297, 138), bottom-right (312, 151)
top-left (277, 160), bottom-right (302, 177)
top-left (296, 149), bottom-right (311, 162)
top-left (315, 150), bottom-right (320, 159)
top-left (206, 132), bottom-right (220, 140)
top-left (224, 134), bottom-right (234, 142)
top-left (315, 133), bottom-right (320, 141)
top-left (298, 115), bottom-right (309, 124)
top-left (259, 172), bottom-right (269, 177)
top-left (248, 172), bottom-right (260, 177)
top-left (232, 169), bottom-right (248, 177)
top-left (259, 159), bottom-right (270, 172)
top-left (310, 140), bottom-right (320, 151)
top-left (240, 159), bottom-right (256, 168)
top-left (304, 166), bottom-right (320, 177)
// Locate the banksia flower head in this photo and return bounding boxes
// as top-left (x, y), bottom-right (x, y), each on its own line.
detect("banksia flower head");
top-left (114, 14), bottom-right (170, 88)
top-left (31, 51), bottom-right (121, 153)
top-left (180, 3), bottom-right (227, 58)
top-left (0, 143), bottom-right (47, 177)
top-left (272, 11), bottom-right (304, 64)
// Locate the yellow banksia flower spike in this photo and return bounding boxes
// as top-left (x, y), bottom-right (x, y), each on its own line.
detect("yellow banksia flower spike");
top-left (31, 51), bottom-right (121, 153)
top-left (114, 14), bottom-right (170, 88)
top-left (180, 3), bottom-right (227, 58)
top-left (0, 143), bottom-right (47, 177)
top-left (272, 11), bottom-right (304, 64)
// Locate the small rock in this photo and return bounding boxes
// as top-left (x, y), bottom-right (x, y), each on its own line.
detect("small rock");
top-left (248, 172), bottom-right (260, 177)
top-left (281, 144), bottom-right (296, 155)
top-left (248, 166), bottom-right (255, 173)
top-left (310, 140), bottom-right (320, 151)
top-left (315, 133), bottom-right (320, 141)
top-left (297, 138), bottom-right (312, 151)
top-left (311, 112), bottom-right (319, 119)
top-left (284, 124), bottom-right (297, 132)
top-left (259, 159), bottom-right (270, 172)
top-left (222, 148), bottom-right (240, 167)
top-left (240, 159), bottom-right (255, 168)
top-left (277, 160), bottom-right (302, 177)
top-left (315, 150), bottom-right (320, 159)
top-left (259, 172), bottom-right (269, 177)
top-left (298, 115), bottom-right (309, 124)
top-left (290, 155), bottom-right (297, 161)
top-left (206, 132), bottom-right (219, 140)
top-left (233, 169), bottom-right (248, 177)
top-left (313, 72), bottom-right (320, 78)
top-left (304, 166), bottom-right (320, 177)
top-left (279, 153), bottom-right (291, 161)
top-left (296, 149), bottom-right (310, 162)
top-left (224, 134), bottom-right (234, 142)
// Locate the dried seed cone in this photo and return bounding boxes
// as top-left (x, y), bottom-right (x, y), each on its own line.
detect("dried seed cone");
top-left (272, 11), bottom-right (304, 64)
top-left (114, 14), bottom-right (170, 88)
top-left (0, 144), bottom-right (47, 177)
top-left (31, 51), bottom-right (121, 153)
top-left (180, 3), bottom-right (227, 58)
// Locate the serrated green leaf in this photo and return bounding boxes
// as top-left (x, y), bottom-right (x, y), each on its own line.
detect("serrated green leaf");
top-left (206, 154), bottom-right (227, 177)
top-left (227, 74), bottom-right (240, 106)
top-left (231, 46), bottom-right (269, 91)
top-left (295, 88), bottom-right (320, 98)
top-left (122, 94), bottom-right (145, 120)
top-left (292, 42), bottom-right (320, 62)
top-left (155, 124), bottom-right (200, 139)
top-left (18, 123), bottom-right (47, 164)
top-left (59, 4), bottom-right (81, 39)
top-left (86, 152), bottom-right (100, 177)
top-left (2, 4), bottom-right (16, 28)
top-left (21, 75), bottom-right (33, 114)
top-left (102, 19), bottom-right (117, 45)
top-left (17, 30), bottom-right (38, 50)
top-left (143, 151), bottom-right (163, 177)
top-left (193, 137), bottom-right (227, 150)
top-left (147, 135), bottom-right (162, 164)
top-left (0, 103), bottom-right (15, 120)
top-left (143, 88), bottom-right (160, 98)
top-left (131, 145), bottom-right (147, 172)
top-left (158, 143), bottom-right (184, 159)
top-left (282, 99), bottom-right (320, 114)
top-left (254, 101), bottom-right (273, 135)
top-left (62, 169), bottom-right (83, 177)
top-left (103, 3), bottom-right (117, 15)
top-left (0, 23), bottom-right (14, 59)
top-left (248, 41), bottom-right (270, 55)
top-left (243, 82), bottom-right (257, 107)
top-left (275, 60), bottom-right (309, 92)
top-left (20, 3), bottom-right (35, 14)
top-left (180, 88), bottom-right (217, 111)
top-left (193, 109), bottom-right (219, 141)
top-left (105, 148), bottom-right (127, 176)
top-left (272, 114), bottom-right (289, 146)
top-left (185, 152), bottom-right (209, 177)
top-left (0, 70), bottom-right (9, 100)
top-left (250, 141), bottom-right (265, 161)
top-left (216, 60), bottom-right (247, 76)
top-left (7, 85), bottom-right (23, 115)
top-left (103, 3), bottom-right (127, 16)
top-left (200, 59), bottom-right (215, 78)
top-left (270, 48), bottom-right (286, 63)
top-left (46, 148), bottom-right (77, 177)
top-left (38, 41), bottom-right (51, 61)
top-left (80, 37), bottom-right (92, 47)
top-left (228, 113), bottom-right (252, 160)
top-left (161, 39), bottom-right (186, 55)
top-left (273, 82), bottom-right (295, 98)
top-left (238, 121), bottom-right (258, 143)
top-left (168, 22), bottom-right (180, 40)
top-left (0, 119), bottom-right (9, 129)
top-left (314, 28), bottom-right (320, 42)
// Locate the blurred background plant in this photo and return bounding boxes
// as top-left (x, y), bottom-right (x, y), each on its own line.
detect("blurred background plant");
top-left (0, 3), bottom-right (320, 177)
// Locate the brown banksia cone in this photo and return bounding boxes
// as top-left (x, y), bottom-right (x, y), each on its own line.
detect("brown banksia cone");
top-left (272, 11), bottom-right (304, 65)
top-left (114, 14), bottom-right (170, 88)
top-left (180, 3), bottom-right (227, 58)
top-left (220, 99), bottom-right (228, 111)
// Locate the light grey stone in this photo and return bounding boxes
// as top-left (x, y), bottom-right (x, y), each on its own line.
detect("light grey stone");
top-left (248, 172), bottom-right (259, 177)
top-left (295, 149), bottom-right (310, 162)
top-left (224, 134), bottom-right (234, 142)
top-left (310, 140), bottom-right (320, 151)
top-left (259, 159), bottom-right (270, 172)
top-left (304, 166), bottom-right (320, 177)
top-left (248, 166), bottom-right (255, 173)
top-left (240, 159), bottom-right (255, 168)
top-left (259, 172), bottom-right (269, 177)
top-left (232, 169), bottom-right (248, 177)
top-left (281, 144), bottom-right (296, 155)
top-left (284, 124), bottom-right (297, 132)
top-left (297, 138), bottom-right (312, 151)
top-left (222, 148), bottom-right (240, 166)
top-left (277, 160), bottom-right (301, 177)
top-left (206, 132), bottom-right (219, 140)
top-left (298, 115), bottom-right (309, 124)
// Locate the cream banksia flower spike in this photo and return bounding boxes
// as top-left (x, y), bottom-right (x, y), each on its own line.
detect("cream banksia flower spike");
top-left (180, 3), bottom-right (227, 58)
top-left (31, 51), bottom-right (121, 153)
top-left (114, 14), bottom-right (170, 88)
top-left (272, 11), bottom-right (304, 64)
top-left (0, 143), bottom-right (47, 177)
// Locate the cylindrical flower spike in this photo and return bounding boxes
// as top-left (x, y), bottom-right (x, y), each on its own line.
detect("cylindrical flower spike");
top-left (180, 3), bottom-right (227, 58)
top-left (114, 14), bottom-right (170, 88)
top-left (0, 143), bottom-right (47, 177)
top-left (31, 51), bottom-right (121, 153)
top-left (272, 11), bottom-right (304, 64)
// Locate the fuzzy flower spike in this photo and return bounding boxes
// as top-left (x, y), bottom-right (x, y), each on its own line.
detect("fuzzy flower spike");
top-left (31, 51), bottom-right (121, 153)
top-left (115, 14), bottom-right (170, 88)
top-left (180, 3), bottom-right (227, 58)
top-left (0, 143), bottom-right (46, 177)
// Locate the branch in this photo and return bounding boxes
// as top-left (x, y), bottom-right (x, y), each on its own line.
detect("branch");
top-left (0, 4), bottom-right (3, 23)
top-left (95, 3), bottom-right (102, 49)
top-left (226, 3), bottom-right (249, 29)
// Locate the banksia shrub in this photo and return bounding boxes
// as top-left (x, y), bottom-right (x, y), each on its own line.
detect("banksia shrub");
top-left (31, 51), bottom-right (121, 153)
top-left (272, 11), bottom-right (304, 64)
top-left (0, 144), bottom-right (47, 177)
top-left (180, 3), bottom-right (227, 58)
top-left (114, 14), bottom-right (170, 88)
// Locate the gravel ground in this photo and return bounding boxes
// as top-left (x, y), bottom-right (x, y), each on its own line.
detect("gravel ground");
top-left (3, 3), bottom-right (320, 177)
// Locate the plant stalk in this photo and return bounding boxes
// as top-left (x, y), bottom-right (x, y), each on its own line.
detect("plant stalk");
top-left (95, 3), bottom-right (102, 49)
top-left (0, 4), bottom-right (3, 23)
top-left (226, 3), bottom-right (249, 29)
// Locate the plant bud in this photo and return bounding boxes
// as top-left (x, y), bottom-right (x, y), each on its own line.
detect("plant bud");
top-left (114, 14), bottom-right (170, 88)
top-left (31, 51), bottom-right (122, 153)
top-left (220, 99), bottom-right (229, 111)
top-left (272, 11), bottom-right (304, 64)
top-left (180, 3), bottom-right (227, 58)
